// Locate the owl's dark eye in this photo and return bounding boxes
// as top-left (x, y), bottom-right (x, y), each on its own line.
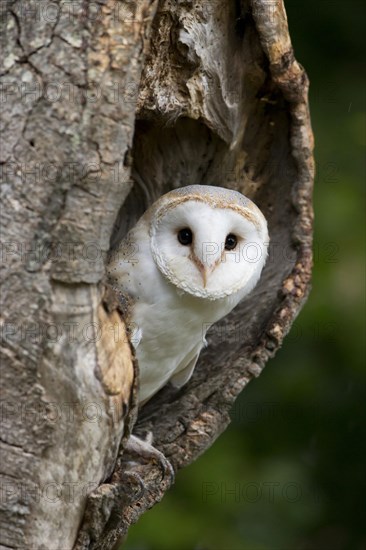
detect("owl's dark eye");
top-left (225, 233), bottom-right (238, 250)
top-left (178, 228), bottom-right (193, 245)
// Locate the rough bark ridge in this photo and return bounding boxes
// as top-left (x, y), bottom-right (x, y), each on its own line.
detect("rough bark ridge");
top-left (0, 0), bottom-right (314, 548)
top-left (1, 0), bottom-right (155, 547)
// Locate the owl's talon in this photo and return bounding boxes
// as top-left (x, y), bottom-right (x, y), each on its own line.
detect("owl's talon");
top-left (151, 450), bottom-right (175, 483)
top-left (124, 434), bottom-right (175, 484)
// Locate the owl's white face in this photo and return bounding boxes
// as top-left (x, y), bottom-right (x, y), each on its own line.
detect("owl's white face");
top-left (150, 193), bottom-right (269, 300)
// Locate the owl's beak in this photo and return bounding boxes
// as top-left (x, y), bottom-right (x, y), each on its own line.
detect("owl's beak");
top-left (192, 253), bottom-right (221, 288)
top-left (201, 266), bottom-right (208, 288)
top-left (195, 260), bottom-right (215, 288)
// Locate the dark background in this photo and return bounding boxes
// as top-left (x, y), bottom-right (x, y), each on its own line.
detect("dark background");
top-left (124, 1), bottom-right (365, 548)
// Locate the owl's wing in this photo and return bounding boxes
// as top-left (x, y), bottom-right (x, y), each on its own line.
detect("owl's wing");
top-left (170, 344), bottom-right (202, 389)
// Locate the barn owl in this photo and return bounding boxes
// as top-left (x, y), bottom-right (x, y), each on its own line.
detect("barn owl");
top-left (108, 185), bottom-right (269, 405)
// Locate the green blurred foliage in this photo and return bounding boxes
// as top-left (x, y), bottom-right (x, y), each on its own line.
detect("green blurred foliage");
top-left (124, 1), bottom-right (365, 548)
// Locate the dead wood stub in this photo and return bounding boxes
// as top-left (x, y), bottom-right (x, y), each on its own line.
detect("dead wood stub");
top-left (77, 0), bottom-right (313, 545)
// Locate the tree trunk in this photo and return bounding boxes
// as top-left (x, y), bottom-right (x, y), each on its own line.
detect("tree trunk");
top-left (0, 1), bottom-right (314, 548)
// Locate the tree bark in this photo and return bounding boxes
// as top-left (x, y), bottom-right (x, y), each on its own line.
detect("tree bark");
top-left (0, 1), bottom-right (314, 548)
